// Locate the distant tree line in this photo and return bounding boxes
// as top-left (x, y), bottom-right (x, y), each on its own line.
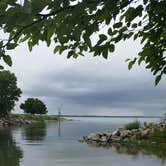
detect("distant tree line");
top-left (0, 70), bottom-right (47, 116)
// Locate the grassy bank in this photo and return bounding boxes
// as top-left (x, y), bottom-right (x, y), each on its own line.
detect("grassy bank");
top-left (11, 114), bottom-right (64, 121)
top-left (122, 121), bottom-right (166, 149)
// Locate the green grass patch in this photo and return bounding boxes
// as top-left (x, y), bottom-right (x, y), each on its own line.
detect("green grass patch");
top-left (11, 114), bottom-right (63, 121)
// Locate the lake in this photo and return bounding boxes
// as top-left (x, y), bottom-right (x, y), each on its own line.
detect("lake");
top-left (0, 117), bottom-right (166, 166)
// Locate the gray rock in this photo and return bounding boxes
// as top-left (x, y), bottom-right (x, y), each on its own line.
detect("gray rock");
top-left (141, 128), bottom-right (151, 138)
top-left (112, 130), bottom-right (119, 136)
top-left (87, 133), bottom-right (100, 141)
top-left (79, 137), bottom-right (85, 142)
top-left (111, 136), bottom-right (121, 142)
top-left (101, 136), bottom-right (107, 142)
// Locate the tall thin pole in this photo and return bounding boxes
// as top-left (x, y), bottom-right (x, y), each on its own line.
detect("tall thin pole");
top-left (58, 109), bottom-right (61, 136)
top-left (58, 104), bottom-right (62, 137)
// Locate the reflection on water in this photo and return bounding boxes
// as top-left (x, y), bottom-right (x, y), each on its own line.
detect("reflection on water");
top-left (0, 128), bottom-right (23, 166)
top-left (87, 141), bottom-right (166, 161)
top-left (22, 123), bottom-right (46, 142)
top-left (0, 118), bottom-right (166, 166)
top-left (114, 143), bottom-right (166, 161)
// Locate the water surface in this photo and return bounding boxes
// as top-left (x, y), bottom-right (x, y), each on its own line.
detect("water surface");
top-left (0, 117), bottom-right (166, 166)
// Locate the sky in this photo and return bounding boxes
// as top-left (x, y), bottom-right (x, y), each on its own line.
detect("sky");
top-left (4, 39), bottom-right (166, 116)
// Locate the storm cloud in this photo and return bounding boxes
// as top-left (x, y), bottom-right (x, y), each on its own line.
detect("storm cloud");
top-left (6, 41), bottom-right (166, 116)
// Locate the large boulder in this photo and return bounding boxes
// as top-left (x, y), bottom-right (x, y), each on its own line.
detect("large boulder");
top-left (87, 133), bottom-right (100, 141)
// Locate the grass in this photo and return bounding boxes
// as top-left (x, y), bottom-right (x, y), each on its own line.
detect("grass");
top-left (125, 120), bottom-right (140, 130)
top-left (123, 124), bottom-right (166, 149)
top-left (149, 128), bottom-right (166, 143)
top-left (11, 114), bottom-right (63, 121)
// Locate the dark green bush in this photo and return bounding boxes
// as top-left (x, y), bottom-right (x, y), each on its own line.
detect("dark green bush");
top-left (125, 121), bottom-right (140, 130)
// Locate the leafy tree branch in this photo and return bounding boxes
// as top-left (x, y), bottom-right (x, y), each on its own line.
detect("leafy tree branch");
top-left (0, 0), bottom-right (165, 85)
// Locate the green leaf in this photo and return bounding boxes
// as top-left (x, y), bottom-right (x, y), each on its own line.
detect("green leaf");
top-left (109, 44), bottom-right (115, 52)
top-left (128, 58), bottom-right (137, 70)
top-left (54, 45), bottom-right (61, 54)
top-left (73, 52), bottom-right (78, 59)
top-left (97, 34), bottom-right (107, 45)
top-left (138, 56), bottom-right (144, 65)
top-left (108, 28), bottom-right (112, 35)
top-left (120, 15), bottom-right (125, 21)
top-left (133, 33), bottom-right (138, 40)
top-left (113, 22), bottom-right (123, 29)
top-left (67, 50), bottom-right (74, 59)
top-left (127, 32), bottom-right (134, 39)
top-left (155, 75), bottom-right (161, 86)
top-left (132, 23), bottom-right (137, 28)
top-left (128, 61), bottom-right (134, 70)
top-left (3, 55), bottom-right (12, 66)
top-left (102, 48), bottom-right (108, 59)
top-left (7, 43), bottom-right (18, 50)
top-left (28, 41), bottom-right (33, 52)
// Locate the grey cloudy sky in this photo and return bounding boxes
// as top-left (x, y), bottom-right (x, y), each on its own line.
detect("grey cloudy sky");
top-left (4, 39), bottom-right (166, 116)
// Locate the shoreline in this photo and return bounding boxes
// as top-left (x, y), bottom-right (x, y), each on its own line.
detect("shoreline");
top-left (0, 114), bottom-right (64, 127)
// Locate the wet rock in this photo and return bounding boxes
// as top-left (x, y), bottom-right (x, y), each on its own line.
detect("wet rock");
top-left (101, 136), bottom-right (107, 142)
top-left (87, 133), bottom-right (99, 140)
top-left (111, 136), bottom-right (121, 142)
top-left (79, 137), bottom-right (85, 142)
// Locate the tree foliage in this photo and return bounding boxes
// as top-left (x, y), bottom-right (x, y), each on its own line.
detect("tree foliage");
top-left (0, 70), bottom-right (22, 116)
top-left (0, 0), bottom-right (166, 85)
top-left (20, 98), bottom-right (48, 115)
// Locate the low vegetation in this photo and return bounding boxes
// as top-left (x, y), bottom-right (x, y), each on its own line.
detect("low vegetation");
top-left (125, 120), bottom-right (140, 130)
top-left (124, 123), bottom-right (166, 149)
top-left (12, 114), bottom-right (62, 121)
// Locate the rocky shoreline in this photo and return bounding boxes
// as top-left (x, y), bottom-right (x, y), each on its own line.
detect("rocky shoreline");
top-left (79, 122), bottom-right (166, 145)
top-left (0, 116), bottom-right (35, 127)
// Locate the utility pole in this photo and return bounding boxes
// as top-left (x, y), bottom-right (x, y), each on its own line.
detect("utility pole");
top-left (58, 104), bottom-right (62, 137)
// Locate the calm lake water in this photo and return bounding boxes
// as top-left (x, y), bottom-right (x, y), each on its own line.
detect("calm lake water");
top-left (0, 117), bottom-right (166, 166)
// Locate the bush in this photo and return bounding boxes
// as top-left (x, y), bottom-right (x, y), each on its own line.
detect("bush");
top-left (143, 122), bottom-right (154, 128)
top-left (20, 98), bottom-right (48, 115)
top-left (149, 128), bottom-right (166, 143)
top-left (125, 121), bottom-right (140, 130)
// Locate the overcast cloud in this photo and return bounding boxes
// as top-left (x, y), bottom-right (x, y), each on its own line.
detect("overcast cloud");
top-left (4, 39), bottom-right (166, 116)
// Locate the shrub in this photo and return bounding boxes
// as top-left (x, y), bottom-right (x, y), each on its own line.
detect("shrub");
top-left (143, 122), bottom-right (154, 128)
top-left (125, 120), bottom-right (140, 130)
top-left (149, 128), bottom-right (166, 143)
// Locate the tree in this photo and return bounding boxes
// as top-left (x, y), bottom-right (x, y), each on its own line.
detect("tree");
top-left (20, 98), bottom-right (48, 115)
top-left (0, 70), bottom-right (22, 116)
top-left (0, 0), bottom-right (165, 85)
